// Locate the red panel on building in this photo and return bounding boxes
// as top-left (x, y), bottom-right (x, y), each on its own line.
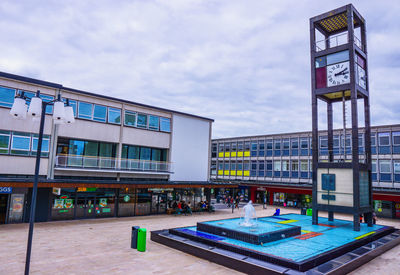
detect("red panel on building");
top-left (316, 67), bottom-right (327, 89)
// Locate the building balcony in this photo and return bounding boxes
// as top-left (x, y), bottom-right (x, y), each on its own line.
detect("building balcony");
top-left (55, 155), bottom-right (172, 174)
top-left (314, 32), bottom-right (363, 52)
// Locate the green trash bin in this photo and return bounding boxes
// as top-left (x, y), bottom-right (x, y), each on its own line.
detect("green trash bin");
top-left (137, 228), bottom-right (147, 252)
top-left (306, 208), bottom-right (312, 216)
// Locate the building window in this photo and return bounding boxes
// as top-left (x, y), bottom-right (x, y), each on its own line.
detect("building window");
top-left (211, 161), bottom-right (216, 175)
top-left (379, 160), bottom-right (391, 173)
top-left (266, 140), bottom-right (273, 150)
top-left (238, 142), bottom-right (243, 151)
top-left (320, 136), bottom-right (328, 148)
top-left (393, 132), bottom-right (400, 145)
top-left (274, 161), bottom-right (281, 171)
top-left (244, 142), bottom-right (250, 151)
top-left (371, 134), bottom-right (376, 146)
top-left (225, 142), bottom-right (231, 152)
top-left (0, 86), bottom-right (16, 108)
top-left (291, 139), bottom-right (298, 149)
top-left (93, 104), bottom-right (107, 122)
top-left (300, 160), bottom-right (308, 171)
top-left (78, 102), bottom-right (93, 120)
top-left (31, 135), bottom-right (50, 154)
top-left (160, 117), bottom-right (171, 132)
top-left (237, 161), bottom-right (243, 171)
top-left (108, 108), bottom-right (121, 124)
top-left (63, 99), bottom-right (77, 117)
top-left (148, 115), bottom-right (159, 131)
top-left (243, 161), bottom-right (250, 171)
top-left (379, 133), bottom-right (390, 146)
top-left (291, 160), bottom-right (299, 171)
top-left (282, 160), bottom-right (289, 171)
top-left (300, 138), bottom-right (308, 149)
top-left (41, 94), bottom-right (55, 114)
top-left (231, 142), bottom-right (237, 152)
top-left (231, 161), bottom-right (236, 171)
top-left (137, 114), bottom-right (148, 128)
top-left (211, 143), bottom-right (217, 158)
top-left (0, 131), bottom-right (11, 154)
top-left (393, 160), bottom-right (400, 173)
top-left (372, 160), bottom-right (376, 173)
top-left (124, 110), bottom-right (136, 126)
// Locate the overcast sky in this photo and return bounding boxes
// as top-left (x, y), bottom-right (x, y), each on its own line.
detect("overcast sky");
top-left (0, 0), bottom-right (399, 138)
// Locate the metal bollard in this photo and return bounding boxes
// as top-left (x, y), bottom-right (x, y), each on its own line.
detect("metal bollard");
top-left (137, 228), bottom-right (147, 252)
top-left (131, 226), bottom-right (140, 249)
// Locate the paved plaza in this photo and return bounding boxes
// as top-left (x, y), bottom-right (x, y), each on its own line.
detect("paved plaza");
top-left (0, 206), bottom-right (399, 275)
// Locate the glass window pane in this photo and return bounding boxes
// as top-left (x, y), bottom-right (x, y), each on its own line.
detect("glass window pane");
top-left (137, 114), bottom-right (148, 128)
top-left (93, 105), bottom-right (107, 122)
top-left (148, 115), bottom-right (159, 130)
top-left (394, 161), bottom-right (400, 173)
top-left (32, 137), bottom-right (50, 152)
top-left (78, 102), bottom-right (93, 119)
top-left (160, 117), bottom-right (171, 132)
top-left (84, 141), bottom-right (99, 156)
top-left (127, 146), bottom-right (140, 159)
top-left (151, 148), bottom-right (161, 161)
top-left (99, 143), bottom-right (115, 157)
top-left (40, 94), bottom-right (54, 114)
top-left (108, 108), bottom-right (121, 124)
top-left (326, 50), bottom-right (349, 65)
top-left (0, 134), bottom-right (10, 150)
top-left (11, 135), bottom-right (31, 151)
top-left (380, 160), bottom-right (391, 173)
top-left (140, 147), bottom-right (151, 160)
top-left (274, 161), bottom-right (281, 171)
top-left (301, 160), bottom-right (308, 171)
top-left (124, 111), bottom-right (136, 126)
top-left (379, 133), bottom-right (390, 146)
top-left (0, 86), bottom-right (15, 107)
top-left (393, 133), bottom-right (400, 145)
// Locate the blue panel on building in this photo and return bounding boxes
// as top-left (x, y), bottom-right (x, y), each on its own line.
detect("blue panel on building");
top-left (321, 194), bottom-right (336, 201)
top-left (322, 174), bottom-right (336, 191)
top-left (0, 187), bottom-right (12, 194)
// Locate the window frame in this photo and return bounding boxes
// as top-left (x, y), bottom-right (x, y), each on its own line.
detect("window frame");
top-left (124, 110), bottom-right (137, 127)
top-left (159, 117), bottom-right (171, 132)
top-left (148, 115), bottom-right (160, 131)
top-left (378, 133), bottom-right (390, 146)
top-left (136, 113), bottom-right (148, 129)
top-left (0, 86), bottom-right (16, 108)
top-left (379, 160), bottom-right (391, 174)
top-left (11, 133), bottom-right (31, 152)
top-left (107, 107), bottom-right (121, 125)
top-left (78, 101), bottom-right (94, 120)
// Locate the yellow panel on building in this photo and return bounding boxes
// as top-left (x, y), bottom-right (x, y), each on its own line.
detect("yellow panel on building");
top-left (231, 152), bottom-right (237, 157)
top-left (218, 170), bottom-right (223, 175)
top-left (230, 170), bottom-right (236, 176)
top-left (244, 151), bottom-right (250, 157)
top-left (237, 151), bottom-right (243, 157)
top-left (224, 152), bottom-right (230, 158)
top-left (224, 170), bottom-right (230, 176)
top-left (237, 170), bottom-right (243, 176)
top-left (244, 170), bottom-right (250, 176)
top-left (218, 152), bottom-right (224, 158)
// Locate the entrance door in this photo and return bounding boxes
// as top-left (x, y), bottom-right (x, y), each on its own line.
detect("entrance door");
top-left (151, 194), bottom-right (167, 214)
top-left (76, 196), bottom-right (96, 219)
top-left (0, 194), bottom-right (8, 224)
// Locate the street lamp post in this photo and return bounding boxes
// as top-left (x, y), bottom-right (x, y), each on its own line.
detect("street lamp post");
top-left (10, 90), bottom-right (74, 275)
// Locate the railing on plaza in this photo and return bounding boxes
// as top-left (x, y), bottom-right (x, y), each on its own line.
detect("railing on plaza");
top-left (55, 155), bottom-right (172, 173)
top-left (314, 32), bottom-right (363, 52)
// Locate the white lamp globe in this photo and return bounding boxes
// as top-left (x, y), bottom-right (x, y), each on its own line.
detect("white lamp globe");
top-left (64, 106), bottom-right (75, 124)
top-left (28, 97), bottom-right (42, 118)
top-left (10, 97), bottom-right (27, 119)
top-left (53, 101), bottom-right (66, 124)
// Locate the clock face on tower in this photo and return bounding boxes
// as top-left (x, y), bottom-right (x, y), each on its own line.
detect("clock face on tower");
top-left (327, 61), bottom-right (350, 87)
top-left (357, 65), bottom-right (366, 89)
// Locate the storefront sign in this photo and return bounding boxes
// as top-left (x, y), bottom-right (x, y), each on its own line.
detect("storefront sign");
top-left (99, 198), bottom-right (107, 207)
top-left (54, 199), bottom-right (64, 209)
top-left (123, 195), bottom-right (130, 202)
top-left (77, 187), bottom-right (97, 192)
top-left (0, 187), bottom-right (12, 194)
top-left (257, 187), bottom-right (266, 191)
top-left (148, 188), bottom-right (173, 192)
top-left (102, 208), bottom-right (111, 213)
top-left (10, 195), bottom-right (24, 212)
top-left (52, 188), bottom-right (61, 195)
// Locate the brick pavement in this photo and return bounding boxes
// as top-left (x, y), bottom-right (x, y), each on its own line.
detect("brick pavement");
top-left (0, 206), bottom-right (399, 275)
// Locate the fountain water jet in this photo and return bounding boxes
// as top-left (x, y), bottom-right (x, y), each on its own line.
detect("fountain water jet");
top-left (239, 200), bottom-right (257, 227)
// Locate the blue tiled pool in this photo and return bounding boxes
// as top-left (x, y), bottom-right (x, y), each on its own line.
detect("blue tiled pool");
top-left (176, 214), bottom-right (386, 262)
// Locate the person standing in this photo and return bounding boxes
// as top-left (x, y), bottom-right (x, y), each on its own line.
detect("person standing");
top-left (372, 211), bottom-right (377, 224)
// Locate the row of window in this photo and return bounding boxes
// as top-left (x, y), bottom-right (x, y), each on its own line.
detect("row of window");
top-left (0, 130), bottom-right (50, 157)
top-left (0, 86), bottom-right (171, 133)
top-left (212, 132), bottom-right (400, 158)
top-left (211, 159), bottom-right (400, 182)
top-left (57, 138), bottom-right (167, 162)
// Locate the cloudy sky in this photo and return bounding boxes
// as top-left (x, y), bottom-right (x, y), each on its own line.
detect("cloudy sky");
top-left (0, 0), bottom-right (399, 138)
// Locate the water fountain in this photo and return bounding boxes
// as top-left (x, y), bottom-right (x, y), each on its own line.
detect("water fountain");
top-left (239, 200), bottom-right (256, 227)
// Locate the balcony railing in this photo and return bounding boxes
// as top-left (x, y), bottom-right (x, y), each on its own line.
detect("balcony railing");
top-left (314, 32), bottom-right (363, 52)
top-left (55, 155), bottom-right (172, 173)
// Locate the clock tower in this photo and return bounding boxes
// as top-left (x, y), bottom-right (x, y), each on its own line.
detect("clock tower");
top-left (310, 4), bottom-right (372, 231)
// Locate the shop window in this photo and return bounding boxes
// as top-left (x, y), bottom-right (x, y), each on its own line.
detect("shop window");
top-left (160, 117), bottom-right (171, 132)
top-left (51, 188), bottom-right (76, 221)
top-left (78, 102), bottom-right (93, 120)
top-left (0, 86), bottom-right (15, 108)
top-left (148, 115), bottom-right (159, 131)
top-left (124, 110), bottom-right (137, 126)
top-left (108, 107), bottom-right (121, 124)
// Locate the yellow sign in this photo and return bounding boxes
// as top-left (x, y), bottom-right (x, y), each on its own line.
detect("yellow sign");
top-left (77, 187), bottom-right (87, 192)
